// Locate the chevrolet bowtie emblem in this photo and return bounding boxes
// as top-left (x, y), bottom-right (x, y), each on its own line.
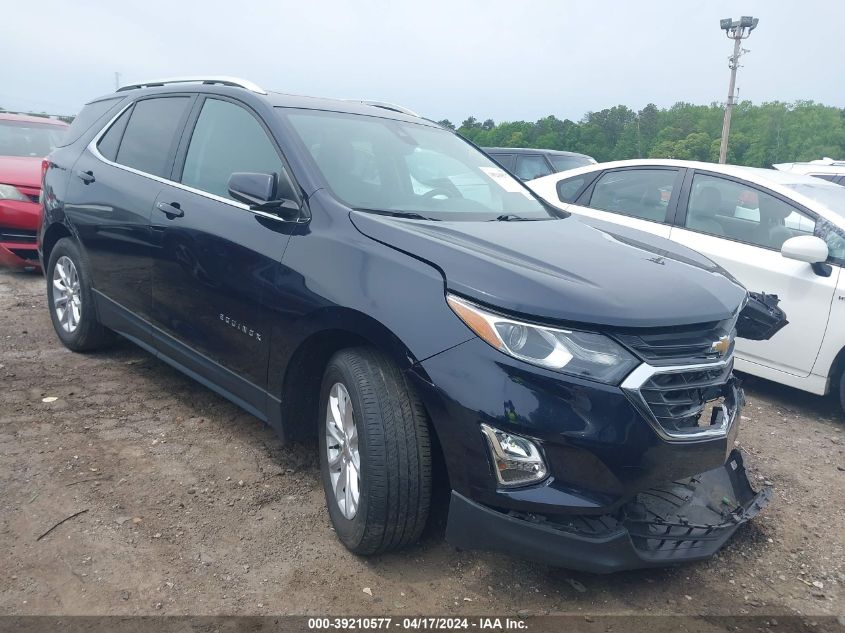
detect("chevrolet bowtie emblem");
top-left (710, 335), bottom-right (731, 357)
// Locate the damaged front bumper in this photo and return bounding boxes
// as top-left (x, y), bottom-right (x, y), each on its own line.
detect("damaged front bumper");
top-left (445, 450), bottom-right (770, 573)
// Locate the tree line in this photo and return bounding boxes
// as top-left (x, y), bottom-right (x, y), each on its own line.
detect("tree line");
top-left (5, 100), bottom-right (844, 167)
top-left (0, 107), bottom-right (74, 124)
top-left (438, 101), bottom-right (845, 167)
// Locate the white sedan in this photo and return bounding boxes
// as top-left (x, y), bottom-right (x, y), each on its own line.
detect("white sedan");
top-left (528, 159), bottom-right (845, 412)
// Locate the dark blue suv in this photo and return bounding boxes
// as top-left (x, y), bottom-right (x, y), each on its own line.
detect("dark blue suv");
top-left (39, 77), bottom-right (786, 572)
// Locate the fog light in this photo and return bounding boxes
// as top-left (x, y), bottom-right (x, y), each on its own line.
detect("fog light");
top-left (480, 423), bottom-right (548, 487)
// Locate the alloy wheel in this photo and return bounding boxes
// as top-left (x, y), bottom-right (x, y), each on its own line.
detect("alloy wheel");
top-left (52, 256), bottom-right (82, 333)
top-left (325, 382), bottom-right (360, 520)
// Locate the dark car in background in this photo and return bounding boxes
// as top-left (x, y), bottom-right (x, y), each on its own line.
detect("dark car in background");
top-left (39, 77), bottom-right (785, 572)
top-left (0, 113), bottom-right (68, 270)
top-left (484, 146), bottom-right (596, 181)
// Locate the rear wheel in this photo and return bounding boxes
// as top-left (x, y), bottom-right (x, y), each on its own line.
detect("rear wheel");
top-left (318, 347), bottom-right (432, 555)
top-left (46, 238), bottom-right (115, 352)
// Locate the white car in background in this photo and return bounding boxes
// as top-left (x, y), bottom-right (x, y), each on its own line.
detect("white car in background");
top-left (528, 159), bottom-right (845, 412)
top-left (774, 157), bottom-right (845, 186)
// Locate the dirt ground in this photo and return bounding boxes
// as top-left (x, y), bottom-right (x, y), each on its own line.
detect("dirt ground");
top-left (1, 267), bottom-right (843, 618)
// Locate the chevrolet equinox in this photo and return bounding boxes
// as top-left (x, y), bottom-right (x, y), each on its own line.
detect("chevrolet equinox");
top-left (39, 77), bottom-right (787, 572)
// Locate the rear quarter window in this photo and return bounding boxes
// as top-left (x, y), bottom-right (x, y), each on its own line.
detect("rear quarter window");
top-left (556, 174), bottom-right (590, 203)
top-left (550, 155), bottom-right (594, 172)
top-left (55, 97), bottom-right (125, 148)
top-left (96, 107), bottom-right (132, 161)
top-left (488, 153), bottom-right (515, 171)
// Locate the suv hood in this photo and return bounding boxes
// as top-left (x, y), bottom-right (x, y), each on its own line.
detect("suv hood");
top-left (0, 156), bottom-right (42, 189)
top-left (350, 211), bottom-right (747, 328)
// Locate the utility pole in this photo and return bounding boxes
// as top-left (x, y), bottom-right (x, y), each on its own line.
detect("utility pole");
top-left (718, 16), bottom-right (759, 164)
top-left (114, 72), bottom-right (121, 91)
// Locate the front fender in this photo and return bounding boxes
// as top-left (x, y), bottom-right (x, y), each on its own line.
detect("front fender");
top-left (265, 198), bottom-right (475, 400)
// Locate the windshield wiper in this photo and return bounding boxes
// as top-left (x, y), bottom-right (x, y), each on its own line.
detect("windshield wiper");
top-left (491, 214), bottom-right (542, 222)
top-left (353, 208), bottom-right (440, 221)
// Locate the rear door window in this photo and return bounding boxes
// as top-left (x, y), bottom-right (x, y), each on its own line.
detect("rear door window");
top-left (588, 168), bottom-right (677, 223)
top-left (115, 97), bottom-right (191, 178)
top-left (515, 154), bottom-right (552, 180)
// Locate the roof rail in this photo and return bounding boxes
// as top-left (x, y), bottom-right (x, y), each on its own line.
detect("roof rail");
top-left (351, 100), bottom-right (421, 118)
top-left (117, 76), bottom-right (267, 95)
top-left (813, 157), bottom-right (845, 166)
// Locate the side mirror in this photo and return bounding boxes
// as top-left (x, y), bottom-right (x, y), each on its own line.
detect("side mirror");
top-left (780, 235), bottom-right (828, 264)
top-left (228, 172), bottom-right (277, 206)
top-left (227, 172), bottom-right (301, 219)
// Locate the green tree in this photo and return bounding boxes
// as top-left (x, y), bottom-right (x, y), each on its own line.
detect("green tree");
top-left (450, 100), bottom-right (845, 167)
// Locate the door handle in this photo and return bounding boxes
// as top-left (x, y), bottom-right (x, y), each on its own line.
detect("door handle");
top-left (156, 201), bottom-right (184, 219)
top-left (77, 170), bottom-right (95, 184)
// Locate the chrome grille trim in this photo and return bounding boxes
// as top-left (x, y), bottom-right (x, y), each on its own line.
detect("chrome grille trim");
top-left (621, 358), bottom-right (737, 442)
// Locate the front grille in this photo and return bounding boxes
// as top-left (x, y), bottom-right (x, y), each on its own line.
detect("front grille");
top-left (613, 317), bottom-right (737, 365)
top-left (0, 228), bottom-right (37, 244)
top-left (622, 358), bottom-right (738, 441)
top-left (640, 360), bottom-right (734, 433)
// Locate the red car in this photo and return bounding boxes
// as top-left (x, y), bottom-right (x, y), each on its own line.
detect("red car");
top-left (0, 112), bottom-right (68, 270)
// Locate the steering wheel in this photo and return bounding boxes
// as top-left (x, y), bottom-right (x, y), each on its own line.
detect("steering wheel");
top-left (422, 187), bottom-right (459, 200)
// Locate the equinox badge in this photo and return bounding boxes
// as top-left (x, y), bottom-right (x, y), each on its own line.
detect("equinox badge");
top-left (219, 313), bottom-right (262, 342)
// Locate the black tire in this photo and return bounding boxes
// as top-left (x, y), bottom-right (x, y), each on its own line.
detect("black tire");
top-left (839, 368), bottom-right (845, 416)
top-left (318, 347), bottom-right (432, 555)
top-left (46, 238), bottom-right (115, 352)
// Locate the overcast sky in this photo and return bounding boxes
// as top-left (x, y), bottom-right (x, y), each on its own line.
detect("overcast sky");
top-left (2, 0), bottom-right (842, 123)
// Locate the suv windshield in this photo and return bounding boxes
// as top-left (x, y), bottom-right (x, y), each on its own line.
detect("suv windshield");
top-left (0, 120), bottom-right (66, 157)
top-left (280, 109), bottom-right (554, 221)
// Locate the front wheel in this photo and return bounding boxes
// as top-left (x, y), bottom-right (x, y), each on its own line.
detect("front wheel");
top-left (46, 238), bottom-right (115, 352)
top-left (839, 368), bottom-right (845, 415)
top-left (318, 347), bottom-right (432, 555)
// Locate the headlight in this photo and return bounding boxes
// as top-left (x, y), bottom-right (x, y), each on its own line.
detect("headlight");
top-left (446, 293), bottom-right (638, 384)
top-left (0, 184), bottom-right (28, 201)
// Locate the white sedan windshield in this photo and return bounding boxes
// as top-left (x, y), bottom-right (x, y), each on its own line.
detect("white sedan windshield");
top-left (786, 182), bottom-right (845, 221)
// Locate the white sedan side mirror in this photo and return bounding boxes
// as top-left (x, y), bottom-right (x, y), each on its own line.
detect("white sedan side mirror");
top-left (781, 235), bottom-right (829, 264)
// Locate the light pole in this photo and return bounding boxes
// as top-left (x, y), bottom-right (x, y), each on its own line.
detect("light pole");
top-left (718, 16), bottom-right (759, 164)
